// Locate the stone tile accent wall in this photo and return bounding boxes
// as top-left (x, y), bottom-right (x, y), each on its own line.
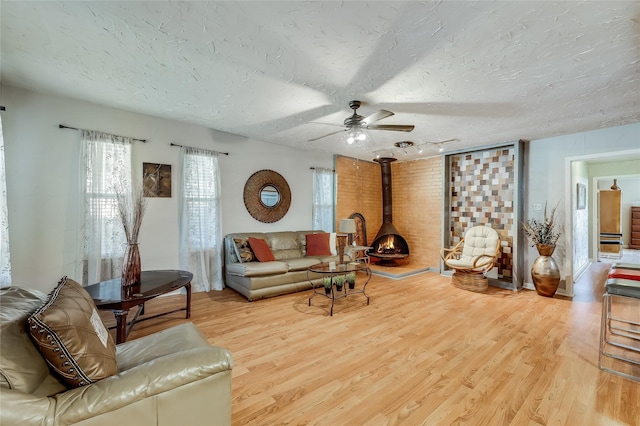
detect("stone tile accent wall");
top-left (448, 148), bottom-right (514, 278)
top-left (336, 155), bottom-right (443, 269)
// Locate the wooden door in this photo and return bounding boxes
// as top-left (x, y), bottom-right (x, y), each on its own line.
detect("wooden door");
top-left (599, 190), bottom-right (621, 253)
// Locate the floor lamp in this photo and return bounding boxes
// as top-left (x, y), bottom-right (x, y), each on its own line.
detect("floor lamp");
top-left (339, 219), bottom-right (357, 263)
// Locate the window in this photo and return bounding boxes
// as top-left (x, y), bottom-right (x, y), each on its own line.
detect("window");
top-left (179, 147), bottom-right (222, 291)
top-left (0, 113), bottom-right (10, 285)
top-left (78, 130), bottom-right (132, 284)
top-left (312, 167), bottom-right (335, 232)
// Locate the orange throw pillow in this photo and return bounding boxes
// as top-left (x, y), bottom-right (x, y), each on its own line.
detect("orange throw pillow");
top-left (248, 237), bottom-right (276, 262)
top-left (306, 233), bottom-right (332, 256)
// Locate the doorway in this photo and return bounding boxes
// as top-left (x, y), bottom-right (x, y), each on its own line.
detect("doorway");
top-left (566, 150), bottom-right (640, 296)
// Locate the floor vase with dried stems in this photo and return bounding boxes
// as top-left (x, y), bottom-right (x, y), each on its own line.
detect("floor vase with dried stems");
top-left (122, 243), bottom-right (141, 287)
top-left (531, 243), bottom-right (560, 297)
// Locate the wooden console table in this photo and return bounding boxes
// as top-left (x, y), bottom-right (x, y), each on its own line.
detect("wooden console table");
top-left (85, 270), bottom-right (192, 344)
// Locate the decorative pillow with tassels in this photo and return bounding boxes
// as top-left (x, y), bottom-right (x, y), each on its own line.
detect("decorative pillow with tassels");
top-left (27, 276), bottom-right (117, 387)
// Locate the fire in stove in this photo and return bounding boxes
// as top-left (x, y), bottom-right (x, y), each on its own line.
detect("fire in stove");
top-left (376, 235), bottom-right (402, 254)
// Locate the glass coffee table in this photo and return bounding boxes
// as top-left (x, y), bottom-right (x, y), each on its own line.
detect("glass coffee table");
top-left (307, 261), bottom-right (371, 316)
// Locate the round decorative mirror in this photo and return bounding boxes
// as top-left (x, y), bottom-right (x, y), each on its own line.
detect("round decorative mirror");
top-left (260, 185), bottom-right (280, 207)
top-left (243, 170), bottom-right (291, 223)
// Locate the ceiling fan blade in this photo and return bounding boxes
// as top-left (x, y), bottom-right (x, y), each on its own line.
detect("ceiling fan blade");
top-left (308, 129), bottom-right (346, 142)
top-left (365, 124), bottom-right (415, 132)
top-left (434, 138), bottom-right (458, 144)
top-left (362, 109), bottom-right (394, 125)
top-left (309, 121), bottom-right (345, 128)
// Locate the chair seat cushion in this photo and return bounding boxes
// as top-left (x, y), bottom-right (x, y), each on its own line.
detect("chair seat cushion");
top-left (606, 278), bottom-right (640, 299)
top-left (227, 260), bottom-right (289, 277)
top-left (608, 268), bottom-right (640, 281)
top-left (446, 256), bottom-right (492, 271)
top-left (285, 257), bottom-right (322, 272)
top-left (611, 262), bottom-right (640, 271)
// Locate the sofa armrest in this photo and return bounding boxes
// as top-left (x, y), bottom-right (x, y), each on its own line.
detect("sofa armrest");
top-left (0, 389), bottom-right (55, 425)
top-left (116, 322), bottom-right (210, 370)
top-left (53, 346), bottom-right (232, 425)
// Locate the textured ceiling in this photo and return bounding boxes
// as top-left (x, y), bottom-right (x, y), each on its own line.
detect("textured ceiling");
top-left (2, 1), bottom-right (639, 161)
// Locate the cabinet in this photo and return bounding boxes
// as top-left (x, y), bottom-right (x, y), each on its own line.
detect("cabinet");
top-left (630, 206), bottom-right (640, 250)
top-left (599, 190), bottom-right (622, 255)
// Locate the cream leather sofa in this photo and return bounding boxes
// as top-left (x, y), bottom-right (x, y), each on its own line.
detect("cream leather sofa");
top-left (224, 230), bottom-right (347, 301)
top-left (0, 286), bottom-right (233, 426)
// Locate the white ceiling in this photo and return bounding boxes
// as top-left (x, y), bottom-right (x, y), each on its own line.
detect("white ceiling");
top-left (2, 1), bottom-right (639, 161)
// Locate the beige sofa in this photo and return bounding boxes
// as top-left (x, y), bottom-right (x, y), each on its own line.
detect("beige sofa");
top-left (0, 286), bottom-right (233, 426)
top-left (224, 230), bottom-right (348, 301)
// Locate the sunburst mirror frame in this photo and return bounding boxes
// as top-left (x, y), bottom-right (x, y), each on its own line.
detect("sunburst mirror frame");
top-left (243, 169), bottom-right (291, 223)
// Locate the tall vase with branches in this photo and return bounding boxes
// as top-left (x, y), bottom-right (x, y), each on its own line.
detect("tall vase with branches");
top-left (116, 184), bottom-right (146, 287)
top-left (522, 202), bottom-right (561, 297)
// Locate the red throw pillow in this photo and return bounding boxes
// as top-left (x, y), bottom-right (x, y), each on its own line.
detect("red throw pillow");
top-left (248, 237), bottom-right (276, 262)
top-left (306, 233), bottom-right (332, 256)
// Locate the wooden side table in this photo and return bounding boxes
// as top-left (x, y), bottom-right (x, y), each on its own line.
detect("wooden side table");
top-left (85, 270), bottom-right (193, 344)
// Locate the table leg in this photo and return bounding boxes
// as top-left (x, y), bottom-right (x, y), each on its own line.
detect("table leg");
top-left (362, 267), bottom-right (372, 305)
top-left (330, 290), bottom-right (335, 316)
top-left (185, 282), bottom-right (192, 318)
top-left (113, 309), bottom-right (129, 344)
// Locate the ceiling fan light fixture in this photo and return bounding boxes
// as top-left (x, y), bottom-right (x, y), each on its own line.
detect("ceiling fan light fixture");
top-left (308, 100), bottom-right (414, 143)
top-left (393, 141), bottom-right (414, 149)
top-left (344, 129), bottom-right (368, 145)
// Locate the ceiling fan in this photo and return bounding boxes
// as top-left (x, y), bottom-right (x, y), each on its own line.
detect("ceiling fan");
top-left (308, 100), bottom-right (415, 142)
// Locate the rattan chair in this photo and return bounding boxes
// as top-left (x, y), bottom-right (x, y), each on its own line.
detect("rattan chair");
top-left (440, 226), bottom-right (501, 292)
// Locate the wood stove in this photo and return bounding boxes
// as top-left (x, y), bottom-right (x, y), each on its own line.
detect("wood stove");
top-left (369, 157), bottom-right (409, 266)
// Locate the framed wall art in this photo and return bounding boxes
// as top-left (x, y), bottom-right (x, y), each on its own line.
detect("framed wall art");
top-left (143, 162), bottom-right (172, 197)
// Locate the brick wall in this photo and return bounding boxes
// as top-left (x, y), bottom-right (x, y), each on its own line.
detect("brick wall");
top-left (392, 157), bottom-right (443, 268)
top-left (335, 157), bottom-right (381, 245)
top-left (336, 155), bottom-right (443, 269)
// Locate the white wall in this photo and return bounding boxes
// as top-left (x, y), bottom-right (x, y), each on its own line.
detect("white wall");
top-left (526, 122), bottom-right (640, 295)
top-left (2, 85), bottom-right (333, 292)
top-left (571, 160), bottom-right (589, 279)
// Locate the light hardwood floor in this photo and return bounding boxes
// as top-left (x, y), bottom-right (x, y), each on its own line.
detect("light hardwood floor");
top-left (120, 264), bottom-right (639, 426)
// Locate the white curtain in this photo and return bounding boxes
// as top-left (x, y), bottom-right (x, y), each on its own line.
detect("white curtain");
top-left (312, 167), bottom-right (335, 232)
top-left (77, 130), bottom-right (132, 285)
top-left (179, 147), bottom-right (223, 292)
top-left (0, 115), bottom-right (11, 286)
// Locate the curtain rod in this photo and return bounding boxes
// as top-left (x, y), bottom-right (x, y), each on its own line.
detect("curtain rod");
top-left (310, 167), bottom-right (335, 172)
top-left (58, 124), bottom-right (147, 143)
top-left (170, 142), bottom-right (229, 156)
